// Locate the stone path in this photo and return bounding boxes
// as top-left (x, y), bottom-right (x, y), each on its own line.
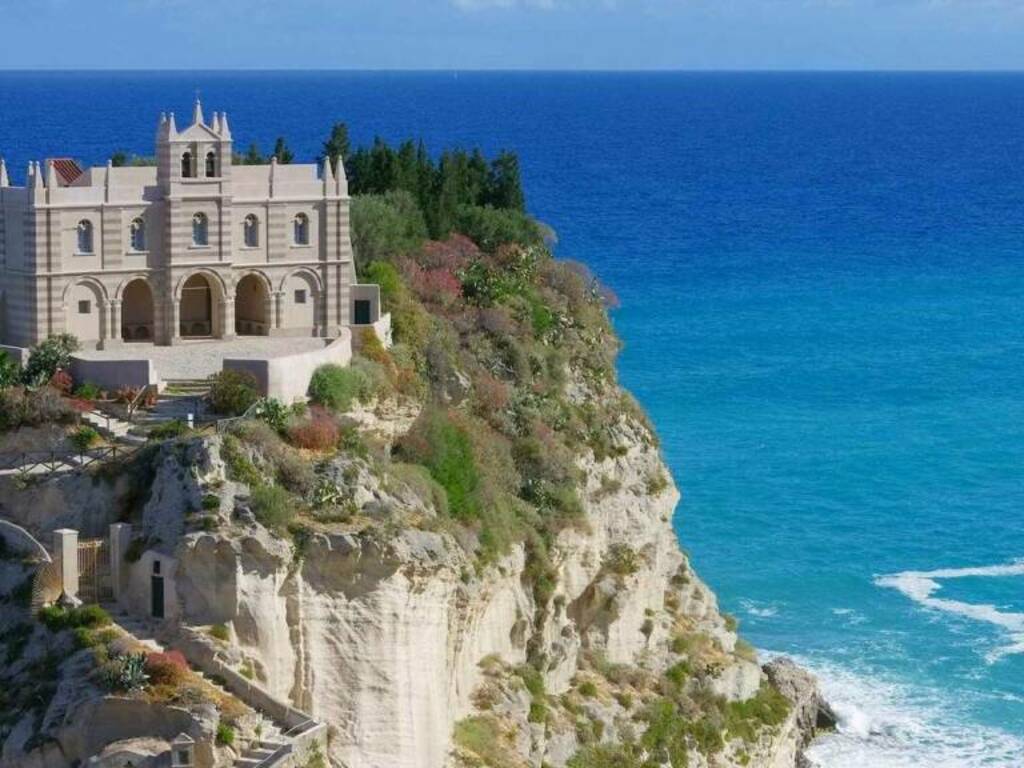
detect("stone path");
top-left (77, 338), bottom-right (327, 381)
top-left (107, 610), bottom-right (292, 768)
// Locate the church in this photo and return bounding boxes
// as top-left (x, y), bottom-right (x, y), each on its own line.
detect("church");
top-left (0, 100), bottom-right (381, 351)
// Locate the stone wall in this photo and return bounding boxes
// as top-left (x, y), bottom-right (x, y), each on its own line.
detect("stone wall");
top-left (222, 330), bottom-right (352, 403)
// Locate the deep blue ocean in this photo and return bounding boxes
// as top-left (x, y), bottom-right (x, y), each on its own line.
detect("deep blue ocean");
top-left (3, 71), bottom-right (1024, 766)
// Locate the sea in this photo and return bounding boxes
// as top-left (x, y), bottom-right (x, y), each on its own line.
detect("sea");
top-left (2, 71), bottom-right (1023, 766)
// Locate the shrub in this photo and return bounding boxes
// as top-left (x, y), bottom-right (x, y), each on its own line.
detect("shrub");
top-left (69, 425), bottom-right (101, 451)
top-left (102, 652), bottom-right (149, 692)
top-left (148, 419), bottom-right (188, 441)
top-left (351, 191), bottom-right (429, 272)
top-left (578, 680), bottom-right (598, 698)
top-left (216, 722), bottom-right (235, 747)
top-left (603, 544), bottom-right (642, 577)
top-left (287, 408), bottom-right (340, 452)
top-left (145, 650), bottom-right (188, 687)
top-left (251, 397), bottom-right (290, 433)
top-left (74, 381), bottom-right (102, 401)
top-left (38, 604), bottom-right (111, 632)
top-left (201, 493), bottom-right (220, 511)
top-left (22, 334), bottom-right (79, 387)
top-left (208, 370), bottom-right (259, 416)
top-left (0, 351), bottom-right (20, 389)
top-left (308, 364), bottom-right (372, 413)
top-left (250, 485), bottom-right (294, 530)
top-left (454, 205), bottom-right (541, 252)
top-left (399, 409), bottom-right (480, 522)
top-left (452, 716), bottom-right (516, 768)
top-left (48, 369), bottom-right (73, 395)
top-left (209, 623), bottom-right (230, 642)
top-left (0, 386), bottom-right (77, 430)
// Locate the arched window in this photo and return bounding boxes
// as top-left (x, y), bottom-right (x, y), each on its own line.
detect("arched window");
top-left (243, 214), bottom-right (259, 248)
top-left (130, 218), bottom-right (146, 252)
top-left (293, 213), bottom-right (309, 246)
top-left (192, 213), bottom-right (208, 246)
top-left (77, 220), bottom-right (94, 254)
top-left (181, 151), bottom-right (193, 178)
top-left (205, 151), bottom-right (216, 178)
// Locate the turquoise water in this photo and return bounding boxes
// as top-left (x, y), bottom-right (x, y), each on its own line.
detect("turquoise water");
top-left (2, 71), bottom-right (1023, 765)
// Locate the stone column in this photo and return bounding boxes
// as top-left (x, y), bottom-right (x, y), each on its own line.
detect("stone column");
top-left (220, 297), bottom-right (236, 340)
top-left (109, 523), bottom-right (132, 603)
top-left (169, 298), bottom-right (182, 346)
top-left (101, 299), bottom-right (123, 349)
top-left (53, 528), bottom-right (79, 603)
top-left (269, 291), bottom-right (284, 336)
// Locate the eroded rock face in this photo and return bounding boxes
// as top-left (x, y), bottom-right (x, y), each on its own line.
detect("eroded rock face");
top-left (162, 413), bottom-right (825, 768)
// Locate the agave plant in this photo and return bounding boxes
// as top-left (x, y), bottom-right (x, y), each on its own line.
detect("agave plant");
top-left (103, 652), bottom-right (150, 692)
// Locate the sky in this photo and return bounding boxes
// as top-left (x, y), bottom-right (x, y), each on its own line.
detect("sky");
top-left (2, 0), bottom-right (1024, 70)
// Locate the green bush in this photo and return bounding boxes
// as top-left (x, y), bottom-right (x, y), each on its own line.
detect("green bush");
top-left (215, 722), bottom-right (235, 747)
top-left (400, 409), bottom-right (480, 522)
top-left (567, 743), bottom-right (645, 768)
top-left (201, 493), bottom-right (220, 511)
top-left (251, 397), bottom-right (290, 433)
top-left (250, 485), bottom-right (294, 531)
top-left (38, 604), bottom-right (111, 632)
top-left (209, 623), bottom-right (230, 642)
top-left (577, 680), bottom-right (597, 698)
top-left (22, 334), bottom-right (79, 387)
top-left (74, 381), bottom-right (102, 400)
top-left (351, 191), bottom-right (429, 271)
top-left (207, 370), bottom-right (259, 416)
top-left (308, 364), bottom-right (374, 413)
top-left (69, 425), bottom-right (101, 451)
top-left (0, 351), bottom-right (21, 389)
top-left (454, 205), bottom-right (541, 252)
top-left (148, 419), bottom-right (188, 441)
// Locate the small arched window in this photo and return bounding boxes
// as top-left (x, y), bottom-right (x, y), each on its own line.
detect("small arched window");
top-left (192, 213), bottom-right (208, 246)
top-left (205, 151), bottom-right (216, 178)
top-left (77, 220), bottom-right (94, 254)
top-left (244, 214), bottom-right (259, 248)
top-left (181, 151), bottom-right (193, 178)
top-left (130, 218), bottom-right (146, 252)
top-left (293, 213), bottom-right (309, 246)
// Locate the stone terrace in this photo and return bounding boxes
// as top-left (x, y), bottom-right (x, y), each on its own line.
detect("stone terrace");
top-left (76, 338), bottom-right (328, 381)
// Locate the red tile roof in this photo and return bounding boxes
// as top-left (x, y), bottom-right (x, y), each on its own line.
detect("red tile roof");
top-left (50, 158), bottom-right (83, 186)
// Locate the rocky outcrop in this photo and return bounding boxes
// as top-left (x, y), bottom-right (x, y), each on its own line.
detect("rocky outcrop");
top-left (152, 413), bottom-right (829, 768)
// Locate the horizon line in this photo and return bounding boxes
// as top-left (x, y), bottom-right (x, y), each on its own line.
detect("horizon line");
top-left (3, 67), bottom-right (1024, 75)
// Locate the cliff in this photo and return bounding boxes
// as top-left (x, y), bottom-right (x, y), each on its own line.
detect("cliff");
top-left (0, 234), bottom-right (834, 767)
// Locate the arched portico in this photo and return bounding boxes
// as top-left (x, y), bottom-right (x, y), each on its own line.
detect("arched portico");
top-left (120, 278), bottom-right (155, 342)
top-left (176, 271), bottom-right (230, 339)
top-left (234, 273), bottom-right (271, 336)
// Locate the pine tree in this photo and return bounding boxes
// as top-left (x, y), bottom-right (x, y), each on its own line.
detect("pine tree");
top-left (272, 137), bottom-right (294, 164)
top-left (486, 151), bottom-right (525, 211)
top-left (321, 122), bottom-right (351, 175)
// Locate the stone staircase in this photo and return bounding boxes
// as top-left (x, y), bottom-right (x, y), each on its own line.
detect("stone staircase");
top-left (232, 729), bottom-right (289, 768)
top-left (106, 611), bottom-right (306, 768)
top-left (131, 379), bottom-right (211, 427)
top-left (82, 410), bottom-right (143, 444)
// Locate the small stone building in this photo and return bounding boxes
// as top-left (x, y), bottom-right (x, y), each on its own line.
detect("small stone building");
top-left (0, 100), bottom-right (381, 350)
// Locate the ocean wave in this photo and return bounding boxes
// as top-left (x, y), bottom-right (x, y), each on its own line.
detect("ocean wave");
top-left (874, 560), bottom-right (1024, 662)
top-left (775, 654), bottom-right (1024, 768)
top-left (740, 598), bottom-right (779, 618)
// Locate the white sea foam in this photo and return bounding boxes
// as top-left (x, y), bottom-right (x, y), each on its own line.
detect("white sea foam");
top-left (875, 560), bottom-right (1024, 662)
top-left (770, 654), bottom-right (1024, 768)
top-left (740, 598), bottom-right (779, 618)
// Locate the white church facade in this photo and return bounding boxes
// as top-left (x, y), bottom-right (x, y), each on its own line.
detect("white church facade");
top-left (0, 101), bottom-right (381, 351)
